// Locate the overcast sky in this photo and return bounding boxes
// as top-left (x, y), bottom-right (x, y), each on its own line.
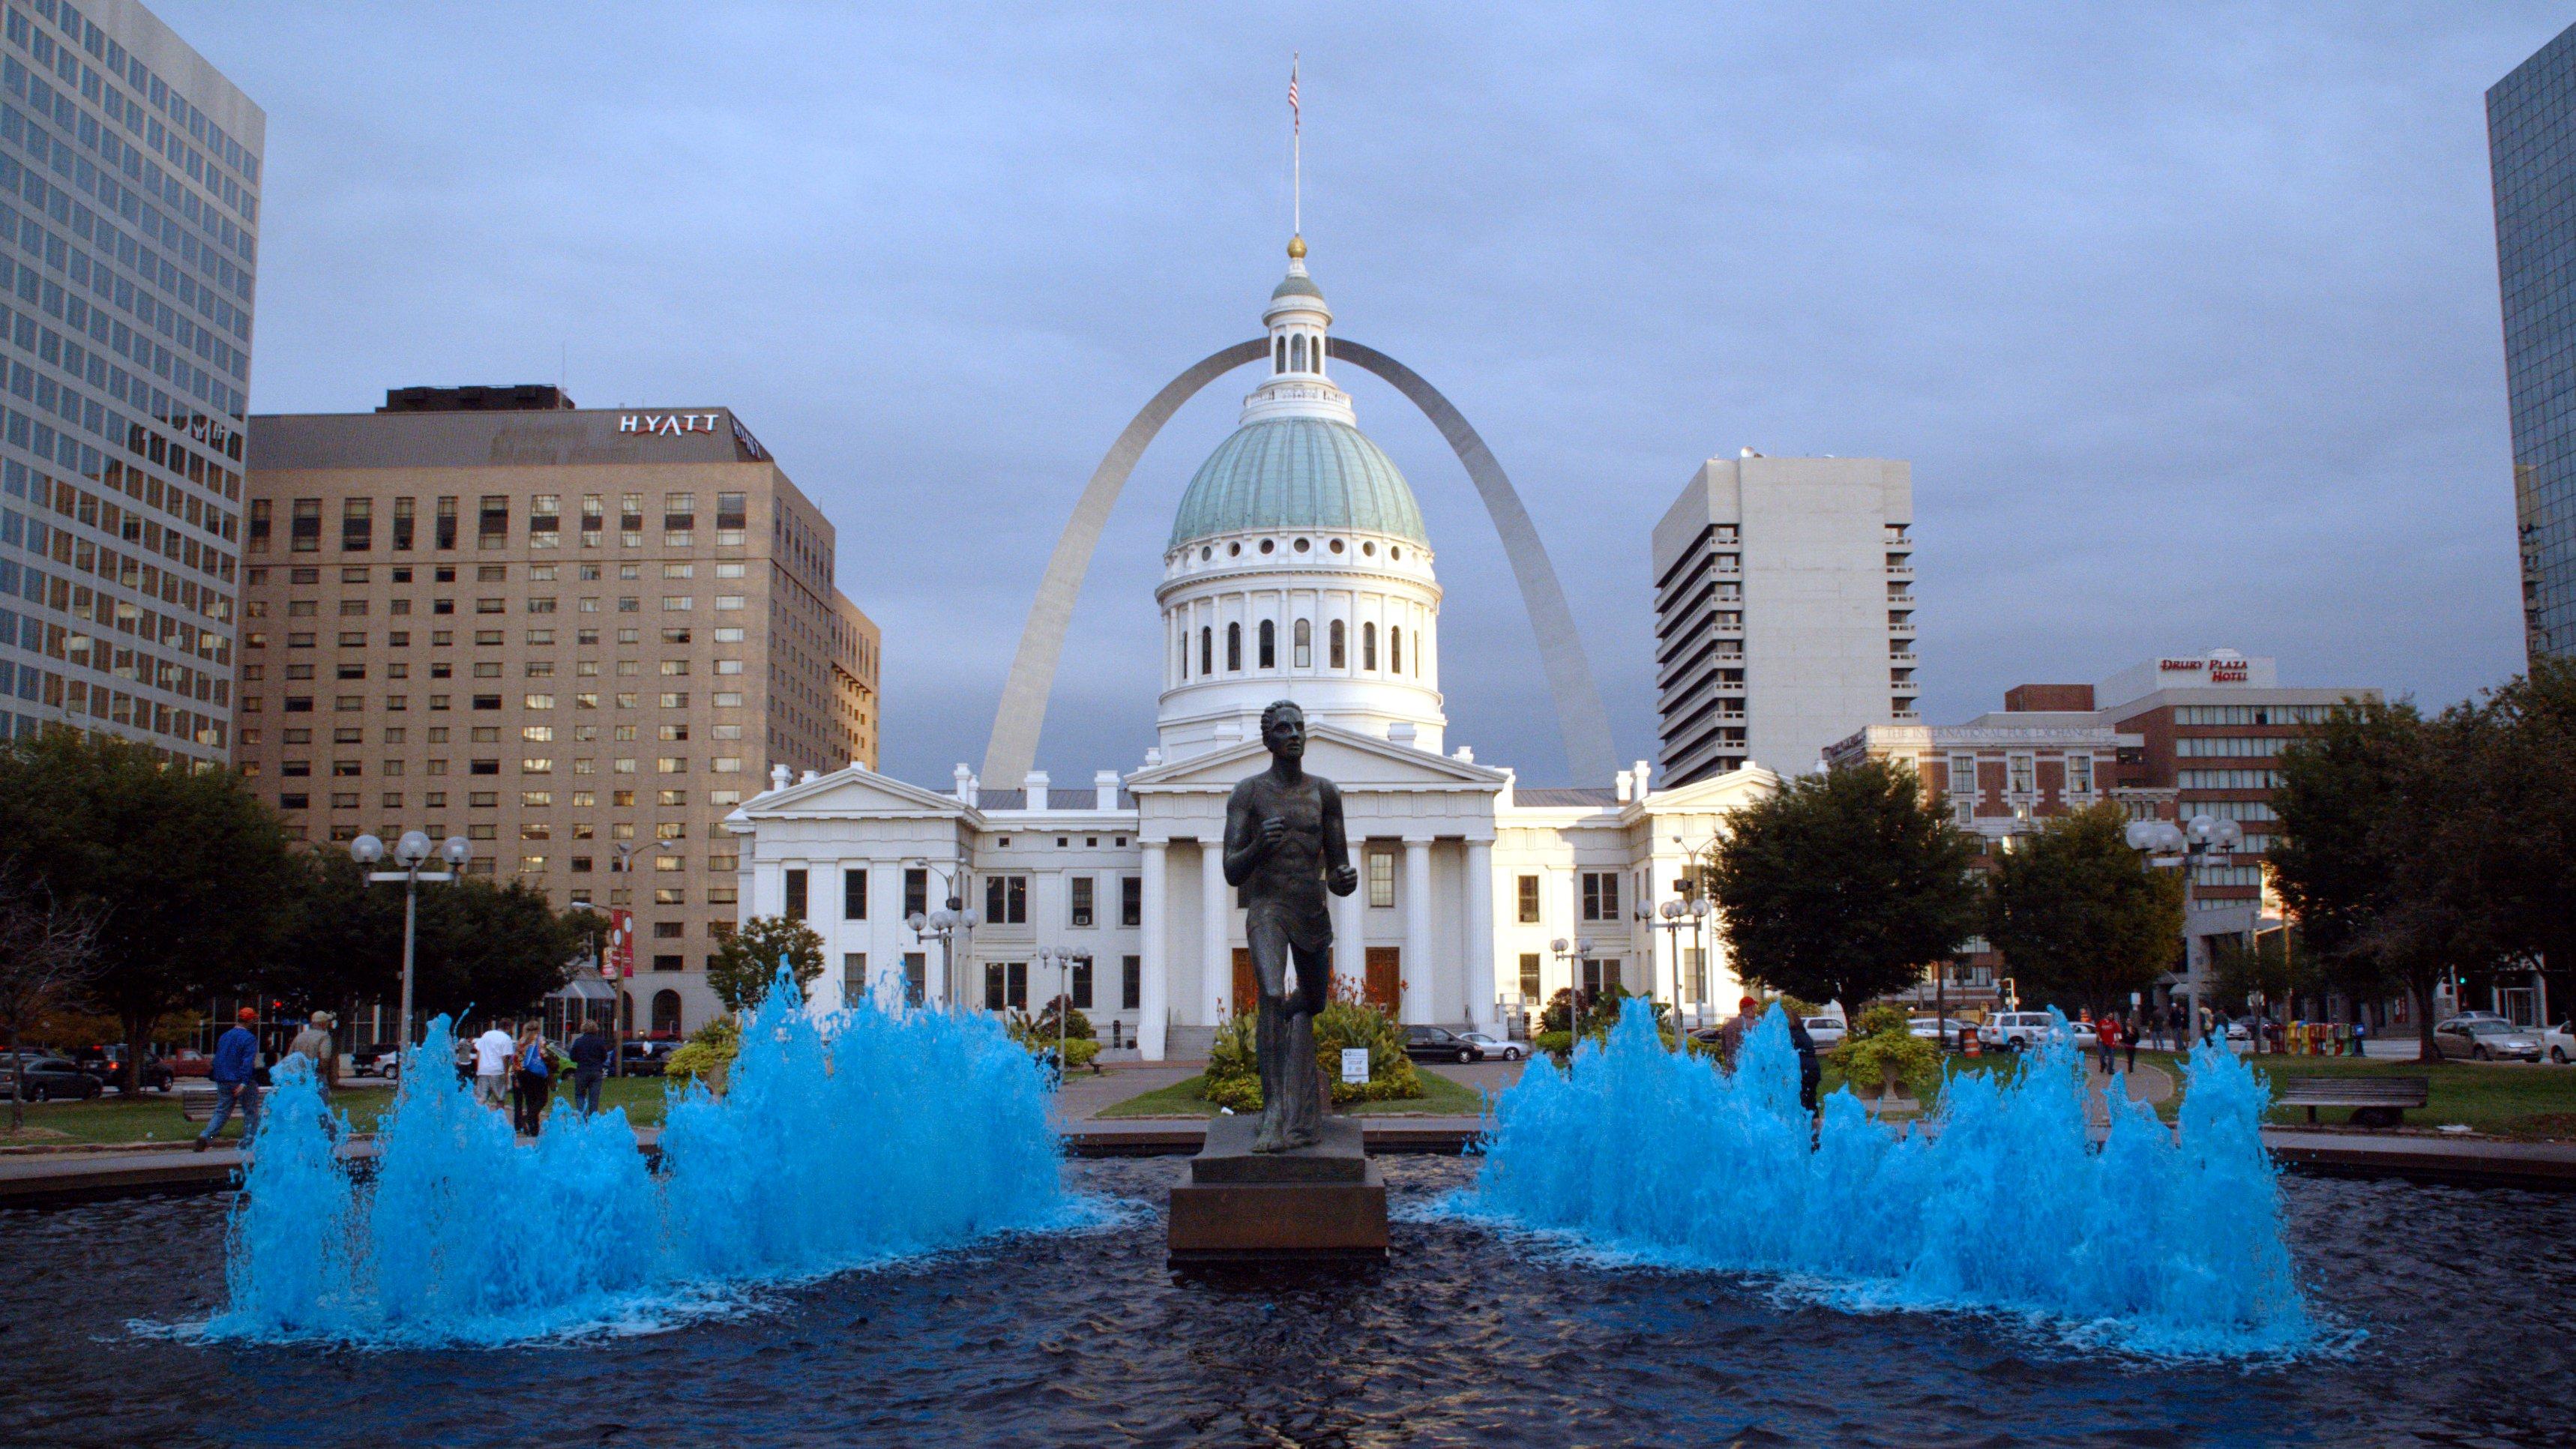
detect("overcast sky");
top-left (164, 2), bottom-right (2563, 786)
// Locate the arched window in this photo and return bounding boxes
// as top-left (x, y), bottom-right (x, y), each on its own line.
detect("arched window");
top-left (1293, 618), bottom-right (1312, 668)
top-left (1390, 626), bottom-right (1402, 675)
top-left (1177, 627), bottom-right (1188, 680)
top-left (1200, 626), bottom-right (1212, 676)
top-left (1313, 334), bottom-right (1325, 376)
top-left (1292, 334), bottom-right (1307, 372)
top-left (1362, 621), bottom-right (1377, 671)
top-left (1274, 336), bottom-right (1286, 374)
top-left (1329, 620), bottom-right (1346, 669)
top-left (1227, 621), bottom-right (1242, 672)
top-left (1258, 619), bottom-right (1275, 669)
top-left (651, 989), bottom-right (682, 1037)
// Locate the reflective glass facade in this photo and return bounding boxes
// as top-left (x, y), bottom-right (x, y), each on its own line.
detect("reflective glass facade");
top-left (0, 0), bottom-right (259, 758)
top-left (2492, 22), bottom-right (2576, 661)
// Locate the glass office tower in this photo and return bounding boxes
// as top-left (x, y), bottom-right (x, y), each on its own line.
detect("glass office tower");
top-left (2493, 22), bottom-right (2576, 662)
top-left (0, 0), bottom-right (261, 757)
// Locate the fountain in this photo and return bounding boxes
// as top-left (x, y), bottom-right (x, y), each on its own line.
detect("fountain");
top-left (208, 971), bottom-right (1066, 1346)
top-left (1457, 1001), bottom-right (2311, 1357)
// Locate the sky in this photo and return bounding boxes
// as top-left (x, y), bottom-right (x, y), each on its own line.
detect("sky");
top-left (162, 1), bottom-right (2564, 787)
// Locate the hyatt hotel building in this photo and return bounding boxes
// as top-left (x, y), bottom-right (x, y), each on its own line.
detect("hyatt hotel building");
top-left (0, 0), bottom-right (264, 759)
top-left (238, 388), bottom-right (880, 1037)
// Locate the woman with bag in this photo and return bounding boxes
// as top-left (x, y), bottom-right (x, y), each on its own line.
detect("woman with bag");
top-left (512, 1025), bottom-right (552, 1136)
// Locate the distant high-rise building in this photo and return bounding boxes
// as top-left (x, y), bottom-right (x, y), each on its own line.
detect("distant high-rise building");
top-left (0, 0), bottom-right (263, 756)
top-left (2491, 22), bottom-right (2576, 661)
top-left (1652, 452), bottom-right (1914, 786)
top-left (238, 391), bottom-right (881, 1038)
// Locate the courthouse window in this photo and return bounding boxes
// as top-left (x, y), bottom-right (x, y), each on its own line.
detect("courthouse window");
top-left (1367, 851), bottom-right (1395, 909)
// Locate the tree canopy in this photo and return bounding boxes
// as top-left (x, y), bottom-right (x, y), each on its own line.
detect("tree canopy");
top-left (706, 915), bottom-right (824, 1012)
top-left (1985, 803), bottom-right (2184, 1016)
top-left (0, 731), bottom-right (300, 1089)
top-left (1709, 759), bottom-right (1984, 1010)
top-left (268, 852), bottom-right (582, 1027)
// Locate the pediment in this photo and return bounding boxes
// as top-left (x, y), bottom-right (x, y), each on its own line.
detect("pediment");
top-left (738, 765), bottom-right (978, 821)
top-left (1636, 763), bottom-right (1783, 813)
top-left (1129, 723), bottom-right (1508, 795)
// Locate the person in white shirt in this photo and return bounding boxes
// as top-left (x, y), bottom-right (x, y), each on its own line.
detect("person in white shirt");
top-left (472, 1022), bottom-right (517, 1109)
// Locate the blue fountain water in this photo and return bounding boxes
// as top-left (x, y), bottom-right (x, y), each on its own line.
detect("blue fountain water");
top-left (1457, 1001), bottom-right (2312, 1357)
top-left (208, 971), bottom-right (1065, 1347)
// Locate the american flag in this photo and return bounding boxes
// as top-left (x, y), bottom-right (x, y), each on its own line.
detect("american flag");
top-left (1289, 59), bottom-right (1300, 133)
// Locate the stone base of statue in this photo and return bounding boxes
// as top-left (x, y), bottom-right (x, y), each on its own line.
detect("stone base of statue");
top-left (1167, 1115), bottom-right (1388, 1265)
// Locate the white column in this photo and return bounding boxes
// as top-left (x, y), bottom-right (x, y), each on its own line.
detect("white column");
top-left (1334, 848), bottom-right (1367, 998)
top-left (1466, 839), bottom-right (1496, 1030)
top-left (1403, 837), bottom-right (1433, 1024)
top-left (1201, 839), bottom-right (1230, 1028)
top-left (1139, 841), bottom-right (1169, 1061)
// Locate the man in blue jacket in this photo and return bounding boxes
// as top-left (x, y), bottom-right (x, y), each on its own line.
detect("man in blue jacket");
top-left (194, 1006), bottom-right (262, 1151)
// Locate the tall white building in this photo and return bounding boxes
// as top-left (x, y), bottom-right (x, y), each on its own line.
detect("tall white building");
top-left (726, 238), bottom-right (1784, 1058)
top-left (1652, 454), bottom-right (1914, 785)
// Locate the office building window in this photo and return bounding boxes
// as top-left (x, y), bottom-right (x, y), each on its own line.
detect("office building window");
top-left (903, 952), bottom-right (927, 1007)
top-left (843, 867), bottom-right (867, 920)
top-left (2068, 753), bottom-right (2093, 795)
top-left (1519, 953), bottom-right (1542, 1001)
top-left (1580, 871), bottom-right (1620, 922)
top-left (784, 868), bottom-right (808, 921)
top-left (984, 874), bottom-right (1028, 924)
top-left (1069, 875), bottom-right (1095, 927)
top-left (1122, 955), bottom-right (1142, 1011)
top-left (1121, 876), bottom-right (1142, 927)
top-left (1070, 956), bottom-right (1094, 1009)
top-left (341, 498), bottom-right (372, 552)
top-left (1517, 874), bottom-right (1541, 924)
top-left (843, 952), bottom-right (867, 1004)
top-left (903, 867), bottom-right (928, 919)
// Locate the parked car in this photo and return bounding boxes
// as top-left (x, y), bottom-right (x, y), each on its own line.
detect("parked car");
top-left (618, 1039), bottom-right (681, 1075)
top-left (349, 1048), bottom-right (400, 1079)
top-left (2542, 1023), bottom-right (2575, 1065)
top-left (1403, 1025), bottom-right (1479, 1064)
top-left (1978, 1012), bottom-right (2059, 1052)
top-left (167, 1048), bottom-right (212, 1079)
top-left (1801, 1016), bottom-right (1847, 1050)
top-left (2434, 1017), bottom-right (2544, 1062)
top-left (0, 1055), bottom-right (104, 1101)
top-left (70, 1045), bottom-right (174, 1092)
top-left (1457, 1031), bottom-right (1522, 1062)
top-left (1907, 1017), bottom-right (1972, 1049)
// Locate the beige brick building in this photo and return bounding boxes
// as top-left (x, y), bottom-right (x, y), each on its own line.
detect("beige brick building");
top-left (235, 388), bottom-right (879, 1037)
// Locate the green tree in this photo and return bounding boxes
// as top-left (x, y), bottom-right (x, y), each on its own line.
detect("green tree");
top-left (706, 915), bottom-right (823, 1012)
top-left (1984, 803), bottom-right (2185, 1016)
top-left (1709, 759), bottom-right (1984, 1011)
top-left (268, 854), bottom-right (580, 1031)
top-left (0, 731), bottom-right (300, 1091)
top-left (2453, 658), bottom-right (2576, 1013)
top-left (2270, 698), bottom-right (2506, 1062)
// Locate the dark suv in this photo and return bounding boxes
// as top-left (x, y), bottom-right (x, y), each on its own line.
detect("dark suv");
top-left (1402, 1025), bottom-right (1480, 1064)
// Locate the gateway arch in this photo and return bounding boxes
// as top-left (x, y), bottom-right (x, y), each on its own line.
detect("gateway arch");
top-left (981, 339), bottom-right (1617, 789)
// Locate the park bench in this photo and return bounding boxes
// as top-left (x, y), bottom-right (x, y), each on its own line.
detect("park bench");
top-left (2275, 1076), bottom-right (2429, 1129)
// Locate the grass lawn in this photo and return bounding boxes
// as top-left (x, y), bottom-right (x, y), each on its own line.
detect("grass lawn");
top-left (0, 1072), bottom-right (681, 1148)
top-left (1096, 1068), bottom-right (1489, 1120)
top-left (2184, 1050), bottom-right (2576, 1140)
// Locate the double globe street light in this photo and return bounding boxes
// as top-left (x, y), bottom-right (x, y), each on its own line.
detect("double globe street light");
top-left (906, 897), bottom-right (980, 1010)
top-left (2123, 813), bottom-right (2245, 1046)
top-left (349, 830), bottom-right (474, 1052)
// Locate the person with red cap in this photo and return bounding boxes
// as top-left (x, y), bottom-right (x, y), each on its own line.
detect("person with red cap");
top-left (1718, 995), bottom-right (1762, 1069)
top-left (195, 1006), bottom-right (263, 1151)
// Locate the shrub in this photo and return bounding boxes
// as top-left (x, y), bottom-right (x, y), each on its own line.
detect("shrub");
top-left (1201, 980), bottom-right (1422, 1112)
top-left (1835, 1007), bottom-right (1938, 1100)
top-left (662, 1015), bottom-right (740, 1085)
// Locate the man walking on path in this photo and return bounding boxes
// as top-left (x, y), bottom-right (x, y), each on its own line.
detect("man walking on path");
top-left (194, 1007), bottom-right (262, 1151)
top-left (286, 1011), bottom-right (339, 1101)
top-left (2095, 1013), bottom-right (2120, 1074)
top-left (1718, 995), bottom-right (1760, 1070)
top-left (2124, 1008), bottom-right (2142, 1072)
top-left (472, 1020), bottom-right (515, 1109)
top-left (568, 1019), bottom-right (610, 1115)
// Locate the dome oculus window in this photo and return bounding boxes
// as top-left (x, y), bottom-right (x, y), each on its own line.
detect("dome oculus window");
top-left (1200, 546), bottom-right (1212, 561)
top-left (1328, 539), bottom-right (1344, 554)
top-left (1293, 537), bottom-right (1310, 552)
top-left (1229, 542), bottom-right (1242, 557)
top-left (1391, 546), bottom-right (1403, 561)
top-left (1362, 541), bottom-right (1376, 557)
top-left (1260, 539), bottom-right (1275, 555)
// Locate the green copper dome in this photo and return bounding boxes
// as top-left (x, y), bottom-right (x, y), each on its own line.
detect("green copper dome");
top-left (1169, 417), bottom-right (1428, 550)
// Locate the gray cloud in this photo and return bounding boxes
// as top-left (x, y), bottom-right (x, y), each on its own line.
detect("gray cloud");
top-left (172, 1), bottom-right (2554, 784)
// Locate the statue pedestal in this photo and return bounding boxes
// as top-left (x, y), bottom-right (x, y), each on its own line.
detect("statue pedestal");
top-left (1167, 1115), bottom-right (1388, 1264)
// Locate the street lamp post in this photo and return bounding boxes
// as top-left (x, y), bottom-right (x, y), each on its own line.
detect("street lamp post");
top-left (906, 872), bottom-right (980, 1013)
top-left (1548, 935), bottom-right (1595, 1055)
top-left (1654, 900), bottom-right (1698, 1044)
top-left (349, 831), bottom-right (472, 1055)
top-left (2124, 813), bottom-right (2244, 1049)
top-left (1035, 945), bottom-right (1089, 1077)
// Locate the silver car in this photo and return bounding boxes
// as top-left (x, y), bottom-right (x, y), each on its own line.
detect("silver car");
top-left (1458, 1031), bottom-right (1523, 1062)
top-left (2434, 1017), bottom-right (2543, 1062)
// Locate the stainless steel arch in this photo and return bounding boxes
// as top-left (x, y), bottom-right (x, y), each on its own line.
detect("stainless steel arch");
top-left (980, 339), bottom-right (1618, 787)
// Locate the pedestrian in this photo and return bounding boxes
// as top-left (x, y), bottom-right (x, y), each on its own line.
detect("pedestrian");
top-left (193, 1007), bottom-right (262, 1152)
top-left (569, 1016), bottom-right (610, 1116)
top-left (1787, 1011), bottom-right (1820, 1116)
top-left (2350, 1016), bottom-right (2368, 1058)
top-left (2125, 1008), bottom-right (2141, 1071)
top-left (1718, 995), bottom-right (1761, 1070)
top-left (2095, 1012), bottom-right (2119, 1074)
top-left (286, 1010), bottom-right (340, 1101)
top-left (2167, 1000), bottom-right (2185, 1052)
top-left (512, 1025), bottom-right (551, 1136)
top-left (472, 1019), bottom-right (515, 1110)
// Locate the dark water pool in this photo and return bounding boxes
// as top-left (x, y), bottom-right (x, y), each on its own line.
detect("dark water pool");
top-left (4, 1158), bottom-right (2574, 1448)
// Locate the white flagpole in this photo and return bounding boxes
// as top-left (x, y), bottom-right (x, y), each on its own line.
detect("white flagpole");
top-left (1292, 54), bottom-right (1301, 238)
